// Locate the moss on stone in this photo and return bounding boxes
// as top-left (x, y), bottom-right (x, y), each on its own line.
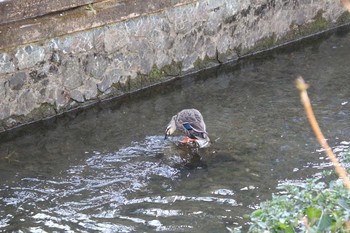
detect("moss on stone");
top-left (0, 103), bottom-right (58, 132)
top-left (193, 54), bottom-right (219, 70)
top-left (117, 76), bottom-right (131, 93)
top-left (148, 65), bottom-right (166, 80)
top-left (30, 103), bottom-right (57, 119)
top-left (336, 11), bottom-right (350, 25)
top-left (129, 75), bottom-right (143, 91)
top-left (239, 34), bottom-right (277, 56)
top-left (217, 48), bottom-right (239, 63)
top-left (161, 61), bottom-right (182, 76)
top-left (289, 10), bottom-right (329, 38)
top-left (2, 115), bottom-right (25, 129)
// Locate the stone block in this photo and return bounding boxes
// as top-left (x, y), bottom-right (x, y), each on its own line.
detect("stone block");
top-left (62, 58), bottom-right (83, 90)
top-left (15, 45), bottom-right (45, 70)
top-left (93, 28), bottom-right (105, 52)
top-left (155, 52), bottom-right (172, 69)
top-left (104, 24), bottom-right (129, 53)
top-left (83, 79), bottom-right (98, 100)
top-left (52, 88), bottom-right (70, 110)
top-left (13, 90), bottom-right (37, 115)
top-left (0, 79), bottom-right (6, 98)
top-left (56, 31), bottom-right (94, 54)
top-left (217, 33), bottom-right (230, 54)
top-left (97, 68), bottom-right (121, 93)
top-left (182, 52), bottom-right (199, 72)
top-left (0, 53), bottom-right (15, 74)
top-left (0, 104), bottom-right (10, 119)
top-left (70, 89), bottom-right (85, 103)
top-left (50, 51), bottom-right (61, 64)
top-left (9, 72), bottom-right (27, 90)
top-left (138, 40), bottom-right (154, 74)
top-left (84, 54), bottom-right (109, 79)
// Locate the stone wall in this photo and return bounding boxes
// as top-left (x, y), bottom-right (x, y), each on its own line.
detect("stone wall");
top-left (0, 0), bottom-right (349, 131)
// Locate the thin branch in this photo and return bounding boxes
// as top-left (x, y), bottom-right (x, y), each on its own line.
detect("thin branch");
top-left (341, 0), bottom-right (350, 12)
top-left (295, 76), bottom-right (350, 191)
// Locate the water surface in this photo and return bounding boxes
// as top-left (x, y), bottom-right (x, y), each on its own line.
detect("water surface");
top-left (1, 27), bottom-right (350, 232)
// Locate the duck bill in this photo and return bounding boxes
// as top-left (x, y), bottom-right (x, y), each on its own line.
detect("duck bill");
top-left (164, 134), bottom-right (168, 140)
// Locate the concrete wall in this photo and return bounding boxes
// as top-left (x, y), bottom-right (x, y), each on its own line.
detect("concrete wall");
top-left (0, 0), bottom-right (349, 131)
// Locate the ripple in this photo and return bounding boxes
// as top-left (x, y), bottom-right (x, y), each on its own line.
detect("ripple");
top-left (211, 188), bottom-right (235, 196)
top-left (126, 195), bottom-right (238, 206)
top-left (0, 136), bottom-right (181, 232)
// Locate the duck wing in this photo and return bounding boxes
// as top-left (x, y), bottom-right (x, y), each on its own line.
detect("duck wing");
top-left (182, 122), bottom-right (207, 139)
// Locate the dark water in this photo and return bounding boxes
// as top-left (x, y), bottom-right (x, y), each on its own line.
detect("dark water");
top-left (1, 27), bottom-right (350, 232)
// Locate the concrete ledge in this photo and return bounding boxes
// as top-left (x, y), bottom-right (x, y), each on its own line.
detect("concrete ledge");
top-left (0, 0), bottom-right (100, 25)
top-left (0, 0), bottom-right (349, 132)
top-left (0, 0), bottom-right (195, 50)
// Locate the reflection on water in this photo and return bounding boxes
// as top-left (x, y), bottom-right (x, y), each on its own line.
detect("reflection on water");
top-left (1, 27), bottom-right (350, 232)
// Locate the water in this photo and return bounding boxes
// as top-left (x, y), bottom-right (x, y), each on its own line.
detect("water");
top-left (1, 27), bottom-right (350, 232)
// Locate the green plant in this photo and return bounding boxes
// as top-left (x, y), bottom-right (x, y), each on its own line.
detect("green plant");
top-left (242, 77), bottom-right (350, 232)
top-left (248, 177), bottom-right (350, 232)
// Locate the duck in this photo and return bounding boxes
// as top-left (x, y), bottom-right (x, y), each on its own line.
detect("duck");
top-left (164, 108), bottom-right (210, 147)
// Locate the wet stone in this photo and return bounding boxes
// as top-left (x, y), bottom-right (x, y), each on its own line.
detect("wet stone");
top-left (9, 72), bottom-right (26, 90)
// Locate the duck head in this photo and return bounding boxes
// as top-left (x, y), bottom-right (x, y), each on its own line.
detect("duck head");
top-left (164, 116), bottom-right (176, 139)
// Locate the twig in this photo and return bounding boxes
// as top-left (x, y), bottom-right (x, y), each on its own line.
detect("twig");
top-left (341, 0), bottom-right (350, 12)
top-left (295, 76), bottom-right (350, 191)
top-left (303, 216), bottom-right (310, 233)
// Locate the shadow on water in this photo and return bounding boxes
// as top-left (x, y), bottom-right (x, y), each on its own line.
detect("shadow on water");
top-left (1, 26), bottom-right (350, 232)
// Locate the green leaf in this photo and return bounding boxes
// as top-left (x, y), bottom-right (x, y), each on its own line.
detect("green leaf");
top-left (317, 211), bottom-right (332, 231)
top-left (338, 199), bottom-right (350, 210)
top-left (251, 209), bottom-right (263, 218)
top-left (305, 206), bottom-right (321, 222)
top-left (284, 225), bottom-right (296, 233)
top-left (278, 222), bottom-right (295, 233)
